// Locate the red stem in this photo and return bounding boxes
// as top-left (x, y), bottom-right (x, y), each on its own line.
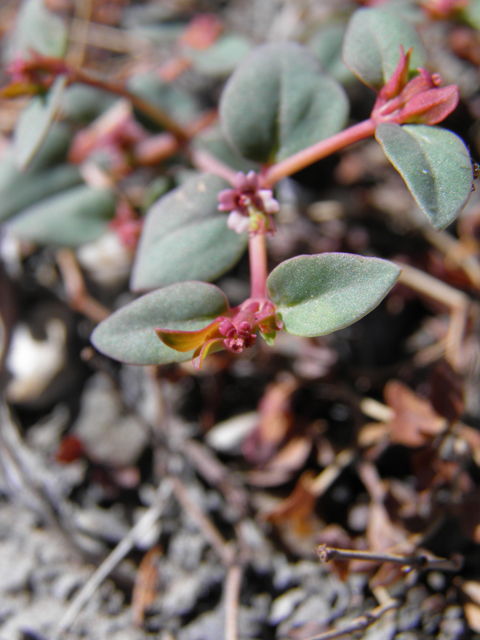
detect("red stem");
top-left (249, 233), bottom-right (268, 299)
top-left (263, 118), bottom-right (376, 187)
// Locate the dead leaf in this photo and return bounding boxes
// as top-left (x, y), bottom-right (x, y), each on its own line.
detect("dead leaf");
top-left (132, 545), bottom-right (162, 627)
top-left (263, 470), bottom-right (316, 533)
top-left (246, 436), bottom-right (312, 487)
top-left (358, 463), bottom-right (406, 553)
top-left (242, 374), bottom-right (298, 464)
top-left (384, 380), bottom-right (447, 447)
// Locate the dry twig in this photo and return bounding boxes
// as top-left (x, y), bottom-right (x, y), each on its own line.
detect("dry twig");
top-left (56, 248), bottom-right (111, 323)
top-left (224, 563), bottom-right (243, 640)
top-left (396, 262), bottom-right (470, 369)
top-left (55, 481), bottom-right (172, 637)
top-left (293, 599), bottom-right (401, 640)
top-left (170, 475), bottom-right (236, 567)
top-left (317, 544), bottom-right (463, 572)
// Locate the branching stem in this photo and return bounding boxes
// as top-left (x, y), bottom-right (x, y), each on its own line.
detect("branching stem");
top-left (263, 118), bottom-right (376, 187)
top-left (72, 68), bottom-right (190, 141)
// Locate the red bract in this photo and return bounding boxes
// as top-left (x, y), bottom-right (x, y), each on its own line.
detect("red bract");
top-left (155, 298), bottom-right (282, 370)
top-left (371, 46), bottom-right (459, 126)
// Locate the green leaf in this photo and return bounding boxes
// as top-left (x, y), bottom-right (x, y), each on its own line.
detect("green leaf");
top-left (342, 8), bottom-right (425, 91)
top-left (0, 164), bottom-right (82, 222)
top-left (130, 173), bottom-right (248, 292)
top-left (127, 72), bottom-right (200, 129)
top-left (91, 281), bottom-right (229, 365)
top-left (462, 0), bottom-right (480, 30)
top-left (60, 85), bottom-right (117, 124)
top-left (376, 123), bottom-right (473, 230)
top-left (308, 23), bottom-right (356, 85)
top-left (13, 76), bottom-right (67, 171)
top-left (4, 0), bottom-right (68, 61)
top-left (372, 0), bottom-right (423, 22)
top-left (267, 253), bottom-right (401, 337)
top-left (8, 185), bottom-right (116, 246)
top-left (188, 35), bottom-right (252, 78)
top-left (219, 42), bottom-right (349, 163)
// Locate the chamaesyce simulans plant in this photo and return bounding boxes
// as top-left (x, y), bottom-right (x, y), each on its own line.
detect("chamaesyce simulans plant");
top-left (86, 8), bottom-right (474, 370)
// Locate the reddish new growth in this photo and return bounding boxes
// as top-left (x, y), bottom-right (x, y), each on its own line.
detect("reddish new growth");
top-left (421, 0), bottom-right (468, 19)
top-left (156, 299), bottom-right (282, 370)
top-left (371, 46), bottom-right (459, 127)
top-left (218, 171), bottom-right (279, 236)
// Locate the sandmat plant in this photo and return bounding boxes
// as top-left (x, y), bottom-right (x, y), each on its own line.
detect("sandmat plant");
top-left (0, 3), bottom-right (475, 371)
top-left (89, 8), bottom-right (474, 370)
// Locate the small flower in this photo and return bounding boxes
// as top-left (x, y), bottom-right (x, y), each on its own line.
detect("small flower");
top-left (372, 46), bottom-right (459, 127)
top-left (155, 299), bottom-right (282, 370)
top-left (218, 171), bottom-right (279, 237)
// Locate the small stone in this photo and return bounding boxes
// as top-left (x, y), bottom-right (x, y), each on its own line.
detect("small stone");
top-left (0, 539), bottom-right (35, 593)
top-left (269, 587), bottom-right (306, 625)
top-left (397, 604), bottom-right (423, 631)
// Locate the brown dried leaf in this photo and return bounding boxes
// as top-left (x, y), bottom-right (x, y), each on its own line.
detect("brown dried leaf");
top-left (246, 436), bottom-right (312, 487)
top-left (384, 380), bottom-right (447, 447)
top-left (366, 502), bottom-right (406, 553)
top-left (242, 374), bottom-right (298, 464)
top-left (263, 471), bottom-right (316, 530)
top-left (132, 546), bottom-right (162, 627)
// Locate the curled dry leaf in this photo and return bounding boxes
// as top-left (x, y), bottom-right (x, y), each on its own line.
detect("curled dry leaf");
top-left (132, 546), bottom-right (162, 627)
top-left (246, 435), bottom-right (312, 487)
top-left (384, 380), bottom-right (447, 447)
top-left (242, 373), bottom-right (298, 464)
top-left (262, 470), bottom-right (317, 535)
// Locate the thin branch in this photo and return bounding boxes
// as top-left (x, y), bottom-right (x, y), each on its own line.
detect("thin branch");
top-left (67, 0), bottom-right (93, 68)
top-left (423, 227), bottom-right (480, 290)
top-left (317, 545), bottom-right (463, 571)
top-left (224, 563), bottom-right (243, 640)
top-left (309, 449), bottom-right (355, 497)
top-left (189, 147), bottom-right (238, 185)
top-left (54, 481), bottom-right (172, 637)
top-left (170, 475), bottom-right (236, 567)
top-left (396, 262), bottom-right (471, 369)
top-left (294, 599), bottom-right (401, 640)
top-left (56, 249), bottom-right (111, 323)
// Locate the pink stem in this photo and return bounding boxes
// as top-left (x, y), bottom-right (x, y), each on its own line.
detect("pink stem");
top-left (189, 148), bottom-right (238, 185)
top-left (263, 118), bottom-right (377, 187)
top-left (249, 233), bottom-right (268, 299)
